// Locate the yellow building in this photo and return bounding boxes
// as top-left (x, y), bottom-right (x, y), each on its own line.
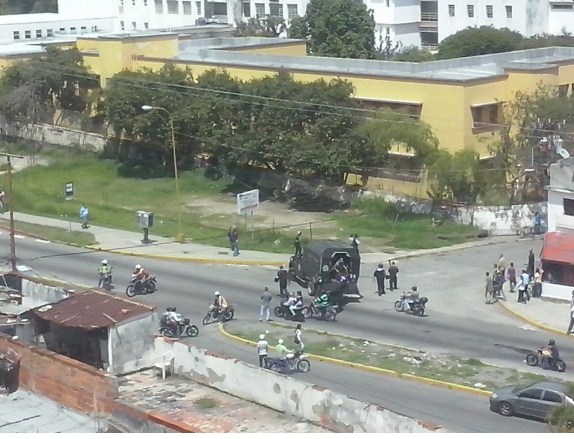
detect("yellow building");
top-left (3, 32), bottom-right (574, 196)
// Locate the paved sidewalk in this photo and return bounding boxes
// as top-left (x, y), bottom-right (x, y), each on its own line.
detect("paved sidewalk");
top-left (3, 211), bottom-right (572, 336)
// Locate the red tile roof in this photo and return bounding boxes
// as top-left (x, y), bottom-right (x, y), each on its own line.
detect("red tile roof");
top-left (32, 290), bottom-right (155, 329)
top-left (540, 231), bottom-right (574, 265)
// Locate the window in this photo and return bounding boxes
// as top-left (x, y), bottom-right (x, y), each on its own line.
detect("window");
top-left (155, 0), bottom-right (163, 13)
top-left (269, 3), bottom-right (282, 17)
top-left (287, 4), bottom-right (297, 18)
top-left (36, 29), bottom-right (42, 38)
top-left (120, 21), bottom-right (125, 30)
top-left (24, 30), bottom-right (31, 39)
top-left (564, 198), bottom-right (574, 216)
top-left (448, 4), bottom-right (455, 16)
top-left (467, 5), bottom-right (474, 17)
top-left (552, 4), bottom-right (573, 9)
top-left (255, 3), bottom-right (265, 17)
top-left (47, 29), bottom-right (53, 37)
top-left (559, 84), bottom-right (570, 97)
top-left (471, 103), bottom-right (500, 133)
top-left (81, 26), bottom-right (87, 33)
top-left (144, 22), bottom-right (149, 29)
top-left (70, 27), bottom-right (76, 33)
top-left (486, 5), bottom-right (493, 18)
top-left (132, 0), bottom-right (135, 4)
top-left (242, 2), bottom-right (251, 17)
top-left (518, 388), bottom-right (543, 400)
top-left (59, 27), bottom-right (65, 32)
top-left (120, 0), bottom-right (124, 4)
top-left (13, 31), bottom-right (20, 40)
top-left (132, 21), bottom-right (137, 29)
top-left (144, 0), bottom-right (147, 5)
top-left (386, 0), bottom-right (390, 6)
top-left (119, 5), bottom-right (124, 13)
top-left (196, 1), bottom-right (201, 15)
top-left (505, 5), bottom-right (512, 18)
top-left (543, 391), bottom-right (563, 403)
top-left (167, 0), bottom-right (178, 13)
top-left (212, 2), bottom-right (227, 15)
top-left (183, 1), bottom-right (192, 14)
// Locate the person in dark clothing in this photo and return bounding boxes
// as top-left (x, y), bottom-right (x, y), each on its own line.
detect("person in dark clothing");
top-left (373, 263), bottom-right (386, 296)
top-left (293, 231), bottom-right (302, 258)
top-left (527, 249), bottom-right (535, 277)
top-left (275, 265), bottom-right (289, 298)
top-left (350, 234), bottom-right (360, 254)
top-left (388, 261), bottom-right (399, 291)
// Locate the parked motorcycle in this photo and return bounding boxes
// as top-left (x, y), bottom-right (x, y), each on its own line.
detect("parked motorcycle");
top-left (301, 302), bottom-right (337, 321)
top-left (97, 271), bottom-right (113, 291)
top-left (126, 276), bottom-right (157, 297)
top-left (202, 304), bottom-right (235, 325)
top-left (394, 294), bottom-right (428, 317)
top-left (264, 351), bottom-right (310, 374)
top-left (273, 301), bottom-right (305, 321)
top-left (526, 349), bottom-right (567, 372)
top-left (159, 311), bottom-right (199, 338)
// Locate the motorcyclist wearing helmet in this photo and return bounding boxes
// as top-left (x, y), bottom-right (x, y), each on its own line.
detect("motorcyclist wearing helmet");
top-left (98, 259), bottom-right (113, 286)
top-left (540, 339), bottom-right (560, 367)
top-left (132, 264), bottom-right (149, 284)
top-left (213, 291), bottom-right (228, 317)
top-left (402, 286), bottom-right (420, 312)
top-left (163, 307), bottom-right (183, 334)
top-left (275, 338), bottom-right (293, 369)
top-left (288, 291), bottom-right (304, 317)
top-left (314, 291), bottom-right (330, 318)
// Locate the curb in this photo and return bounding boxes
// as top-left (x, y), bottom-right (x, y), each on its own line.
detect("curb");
top-left (218, 323), bottom-right (491, 398)
top-left (497, 300), bottom-right (564, 336)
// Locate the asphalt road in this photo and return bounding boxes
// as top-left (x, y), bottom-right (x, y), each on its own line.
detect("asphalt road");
top-left (0, 233), bottom-right (563, 432)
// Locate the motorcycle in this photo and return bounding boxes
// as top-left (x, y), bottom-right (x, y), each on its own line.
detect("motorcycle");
top-left (526, 348), bottom-right (567, 372)
top-left (97, 271), bottom-right (113, 291)
top-left (126, 276), bottom-right (157, 297)
top-left (273, 301), bottom-right (305, 321)
top-left (264, 351), bottom-right (310, 374)
top-left (301, 302), bottom-right (337, 321)
top-left (394, 294), bottom-right (428, 317)
top-left (202, 304), bottom-right (235, 325)
top-left (159, 313), bottom-right (199, 338)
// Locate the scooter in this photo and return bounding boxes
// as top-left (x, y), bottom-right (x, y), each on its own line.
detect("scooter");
top-left (126, 276), bottom-right (157, 297)
top-left (394, 294), bottom-right (428, 317)
top-left (264, 351), bottom-right (310, 374)
top-left (526, 349), bottom-right (566, 372)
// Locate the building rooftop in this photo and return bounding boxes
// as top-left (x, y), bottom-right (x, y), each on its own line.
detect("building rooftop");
top-left (32, 290), bottom-right (155, 329)
top-left (0, 12), bottom-right (115, 25)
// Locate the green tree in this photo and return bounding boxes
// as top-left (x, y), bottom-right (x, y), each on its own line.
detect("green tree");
top-left (288, 0), bottom-right (376, 59)
top-left (520, 31), bottom-right (574, 50)
top-left (437, 26), bottom-right (523, 59)
top-left (234, 17), bottom-right (287, 37)
top-left (392, 46), bottom-right (436, 62)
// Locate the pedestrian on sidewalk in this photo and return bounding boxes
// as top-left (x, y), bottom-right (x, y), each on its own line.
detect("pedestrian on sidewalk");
top-left (294, 323), bottom-right (304, 352)
top-left (485, 272), bottom-right (494, 304)
top-left (570, 290), bottom-right (574, 308)
top-left (517, 269), bottom-right (530, 304)
top-left (507, 262), bottom-right (517, 293)
top-left (527, 249), bottom-right (535, 277)
top-left (79, 205), bottom-right (89, 229)
top-left (228, 225), bottom-right (239, 257)
top-left (498, 254), bottom-right (506, 273)
top-left (257, 333), bottom-right (269, 367)
top-left (350, 234), bottom-right (360, 254)
top-left (494, 268), bottom-right (507, 301)
top-left (275, 265), bottom-right (289, 298)
top-left (293, 231), bottom-right (302, 258)
top-left (567, 303), bottom-right (574, 335)
top-left (532, 268), bottom-right (543, 298)
top-left (260, 287), bottom-right (272, 322)
top-left (388, 261), bottom-right (399, 291)
top-left (373, 263), bottom-right (386, 296)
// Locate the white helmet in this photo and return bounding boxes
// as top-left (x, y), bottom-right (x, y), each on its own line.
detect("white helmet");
top-left (214, 291), bottom-right (220, 296)
top-left (135, 264), bottom-right (141, 270)
top-left (278, 339), bottom-right (284, 344)
top-left (259, 334), bottom-right (265, 340)
top-left (101, 259), bottom-right (108, 265)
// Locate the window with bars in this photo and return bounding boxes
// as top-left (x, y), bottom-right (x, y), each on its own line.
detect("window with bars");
top-left (183, 1), bottom-right (191, 14)
top-left (167, 0), bottom-right (178, 14)
top-left (486, 5), bottom-right (493, 18)
top-left (196, 1), bottom-right (201, 14)
top-left (448, 4), bottom-right (455, 16)
top-left (269, 3), bottom-right (282, 17)
top-left (255, 3), bottom-right (265, 17)
top-left (242, 2), bottom-right (251, 16)
top-left (155, 0), bottom-right (163, 13)
top-left (13, 31), bottom-right (20, 40)
top-left (467, 4), bottom-right (474, 17)
top-left (505, 5), bottom-right (512, 18)
top-left (287, 4), bottom-right (298, 18)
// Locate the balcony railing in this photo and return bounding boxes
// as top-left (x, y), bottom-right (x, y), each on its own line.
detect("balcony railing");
top-left (420, 12), bottom-right (438, 21)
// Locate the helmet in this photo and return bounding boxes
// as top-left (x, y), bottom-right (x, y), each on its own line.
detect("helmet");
top-left (135, 264), bottom-right (141, 270)
top-left (214, 291), bottom-right (220, 296)
top-left (412, 286), bottom-right (418, 292)
top-left (278, 339), bottom-right (284, 344)
top-left (101, 259), bottom-right (108, 265)
top-left (259, 334), bottom-right (265, 340)
top-left (549, 339), bottom-right (555, 345)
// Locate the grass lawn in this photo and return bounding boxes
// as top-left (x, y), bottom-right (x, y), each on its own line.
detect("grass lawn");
top-left (0, 219), bottom-right (97, 246)
top-left (9, 150), bottom-right (480, 252)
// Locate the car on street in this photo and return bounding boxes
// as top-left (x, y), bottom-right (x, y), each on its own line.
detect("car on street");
top-left (489, 381), bottom-right (574, 421)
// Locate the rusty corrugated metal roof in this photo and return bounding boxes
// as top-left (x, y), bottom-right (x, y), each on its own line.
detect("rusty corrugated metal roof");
top-left (32, 290), bottom-right (155, 329)
top-left (540, 231), bottom-right (574, 265)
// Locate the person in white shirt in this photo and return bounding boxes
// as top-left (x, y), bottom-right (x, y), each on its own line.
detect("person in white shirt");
top-left (257, 334), bottom-right (269, 367)
top-left (517, 269), bottom-right (530, 303)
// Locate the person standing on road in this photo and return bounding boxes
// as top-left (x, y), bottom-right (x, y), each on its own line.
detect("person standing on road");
top-left (257, 334), bottom-right (269, 367)
top-left (498, 254), bottom-right (506, 273)
top-left (568, 305), bottom-right (574, 335)
top-left (228, 225), bottom-right (239, 257)
top-left (517, 269), bottom-right (530, 303)
top-left (275, 265), bottom-right (289, 298)
top-left (532, 268), bottom-right (543, 298)
top-left (350, 234), bottom-right (360, 254)
top-left (527, 249), bottom-right (535, 277)
top-left (485, 272), bottom-right (494, 304)
top-left (494, 268), bottom-right (506, 301)
top-left (79, 205), bottom-right (89, 229)
top-left (293, 231), bottom-right (302, 258)
top-left (373, 263), bottom-right (386, 296)
top-left (507, 262), bottom-right (517, 293)
top-left (294, 323), bottom-right (304, 352)
top-left (388, 261), bottom-right (399, 291)
top-left (260, 287), bottom-right (272, 322)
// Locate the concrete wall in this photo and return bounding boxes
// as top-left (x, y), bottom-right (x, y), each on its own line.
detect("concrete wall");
top-left (154, 337), bottom-right (446, 433)
top-left (20, 278), bottom-right (70, 309)
top-left (542, 282), bottom-right (572, 301)
top-left (109, 313), bottom-right (158, 375)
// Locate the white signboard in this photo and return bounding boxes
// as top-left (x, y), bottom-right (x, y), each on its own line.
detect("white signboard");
top-left (237, 189), bottom-right (260, 215)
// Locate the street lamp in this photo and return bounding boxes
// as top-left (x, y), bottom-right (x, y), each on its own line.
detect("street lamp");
top-left (0, 151), bottom-right (24, 271)
top-left (142, 105), bottom-right (185, 243)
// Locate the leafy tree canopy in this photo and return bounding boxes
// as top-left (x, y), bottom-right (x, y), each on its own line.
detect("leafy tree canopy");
top-left (288, 0), bottom-right (376, 59)
top-left (392, 46), bottom-right (436, 62)
top-left (437, 26), bottom-right (523, 59)
top-left (233, 17), bottom-right (287, 38)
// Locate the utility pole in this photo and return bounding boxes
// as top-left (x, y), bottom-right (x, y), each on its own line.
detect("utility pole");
top-left (1, 152), bottom-right (24, 272)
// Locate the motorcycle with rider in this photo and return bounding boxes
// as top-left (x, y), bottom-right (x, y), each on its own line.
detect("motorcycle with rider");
top-left (97, 259), bottom-right (113, 291)
top-left (126, 264), bottom-right (158, 297)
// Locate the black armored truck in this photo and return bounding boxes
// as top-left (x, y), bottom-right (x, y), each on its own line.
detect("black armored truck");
top-left (292, 239), bottom-right (362, 307)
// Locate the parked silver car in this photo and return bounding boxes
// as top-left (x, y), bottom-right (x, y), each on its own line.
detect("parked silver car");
top-left (490, 381), bottom-right (573, 420)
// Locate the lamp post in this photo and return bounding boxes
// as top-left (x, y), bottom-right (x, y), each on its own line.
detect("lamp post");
top-left (0, 151), bottom-right (24, 271)
top-left (142, 105), bottom-right (185, 243)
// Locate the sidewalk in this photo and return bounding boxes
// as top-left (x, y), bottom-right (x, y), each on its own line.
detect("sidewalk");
top-left (2, 211), bottom-right (572, 336)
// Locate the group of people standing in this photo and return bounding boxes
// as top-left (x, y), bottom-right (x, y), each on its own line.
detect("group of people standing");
top-left (372, 261), bottom-right (399, 296)
top-left (256, 324), bottom-right (304, 368)
top-left (484, 250), bottom-right (543, 304)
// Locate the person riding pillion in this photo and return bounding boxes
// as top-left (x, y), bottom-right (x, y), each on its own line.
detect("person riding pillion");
top-left (288, 291), bottom-right (304, 317)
